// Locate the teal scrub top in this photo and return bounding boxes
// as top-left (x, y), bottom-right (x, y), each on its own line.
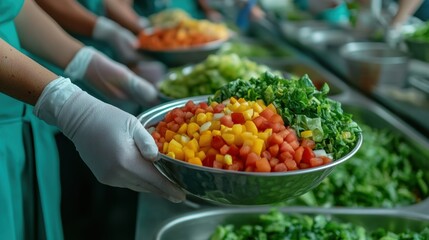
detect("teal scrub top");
top-left (0, 0), bottom-right (63, 239)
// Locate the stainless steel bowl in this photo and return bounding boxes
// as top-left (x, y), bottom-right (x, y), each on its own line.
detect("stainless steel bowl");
top-left (138, 96), bottom-right (362, 206)
top-left (299, 29), bottom-right (356, 49)
top-left (340, 42), bottom-right (409, 93)
top-left (138, 38), bottom-right (227, 67)
top-left (155, 206), bottom-right (429, 240)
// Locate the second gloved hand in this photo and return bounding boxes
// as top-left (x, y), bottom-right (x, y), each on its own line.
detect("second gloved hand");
top-left (92, 16), bottom-right (142, 64)
top-left (64, 46), bottom-right (157, 107)
top-left (34, 77), bottom-right (185, 202)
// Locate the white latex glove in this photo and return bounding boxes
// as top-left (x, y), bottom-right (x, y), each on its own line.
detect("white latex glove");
top-left (92, 16), bottom-right (142, 64)
top-left (34, 77), bottom-right (185, 202)
top-left (385, 26), bottom-right (403, 48)
top-left (64, 46), bottom-right (157, 107)
top-left (138, 16), bottom-right (150, 29)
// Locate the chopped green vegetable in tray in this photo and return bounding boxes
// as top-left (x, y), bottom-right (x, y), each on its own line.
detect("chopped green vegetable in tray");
top-left (210, 210), bottom-right (429, 240)
top-left (286, 124), bottom-right (429, 208)
top-left (210, 72), bottom-right (361, 160)
top-left (406, 21), bottom-right (429, 42)
top-left (218, 40), bottom-right (291, 58)
top-left (159, 54), bottom-right (275, 99)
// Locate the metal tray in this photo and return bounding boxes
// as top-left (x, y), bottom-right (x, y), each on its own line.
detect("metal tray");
top-left (154, 206), bottom-right (429, 240)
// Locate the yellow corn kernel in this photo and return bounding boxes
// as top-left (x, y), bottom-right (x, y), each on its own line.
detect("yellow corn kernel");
top-left (207, 148), bottom-right (219, 156)
top-left (229, 101), bottom-right (240, 111)
top-left (252, 138), bottom-right (265, 156)
top-left (212, 130), bottom-right (221, 136)
top-left (237, 102), bottom-right (249, 112)
top-left (231, 124), bottom-right (244, 135)
top-left (230, 97), bottom-right (238, 104)
top-left (221, 133), bottom-right (235, 145)
top-left (196, 151), bottom-right (206, 160)
top-left (196, 113), bottom-right (207, 125)
top-left (205, 112), bottom-right (213, 121)
top-left (237, 98), bottom-right (246, 103)
top-left (177, 123), bottom-right (188, 134)
top-left (244, 121), bottom-right (258, 135)
top-left (187, 122), bottom-right (199, 136)
top-left (188, 157), bottom-right (203, 166)
top-left (224, 154), bottom-right (233, 165)
top-left (167, 152), bottom-right (175, 159)
top-left (211, 120), bottom-right (221, 130)
top-left (169, 146), bottom-right (184, 160)
top-left (199, 134), bottom-right (213, 147)
top-left (301, 130), bottom-right (313, 138)
top-left (215, 154), bottom-right (224, 162)
top-left (192, 132), bottom-right (200, 140)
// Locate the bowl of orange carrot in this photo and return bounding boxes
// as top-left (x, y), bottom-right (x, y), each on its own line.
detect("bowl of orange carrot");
top-left (137, 19), bottom-right (230, 66)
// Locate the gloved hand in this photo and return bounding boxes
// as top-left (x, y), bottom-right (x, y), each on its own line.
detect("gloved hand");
top-left (64, 46), bottom-right (157, 107)
top-left (92, 16), bottom-right (142, 64)
top-left (138, 16), bottom-right (150, 29)
top-left (34, 77), bottom-right (185, 202)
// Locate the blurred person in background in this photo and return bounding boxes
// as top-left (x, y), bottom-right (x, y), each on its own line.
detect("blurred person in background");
top-left (35, 0), bottom-right (167, 97)
top-left (0, 0), bottom-right (185, 239)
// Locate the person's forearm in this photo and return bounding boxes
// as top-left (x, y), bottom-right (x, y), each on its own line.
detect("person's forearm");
top-left (0, 38), bottom-right (58, 105)
top-left (15, 0), bottom-right (83, 69)
top-left (35, 0), bottom-right (97, 36)
top-left (104, 0), bottom-right (142, 35)
top-left (391, 0), bottom-right (423, 27)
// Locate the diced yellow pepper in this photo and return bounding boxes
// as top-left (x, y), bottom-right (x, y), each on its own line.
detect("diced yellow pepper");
top-left (183, 146), bottom-right (195, 160)
top-left (221, 133), bottom-right (235, 145)
top-left (168, 139), bottom-right (182, 151)
top-left (169, 146), bottom-right (184, 160)
top-left (253, 102), bottom-right (263, 113)
top-left (187, 122), bottom-right (199, 136)
top-left (231, 124), bottom-right (244, 135)
top-left (237, 102), bottom-right (249, 112)
top-left (163, 142), bottom-right (169, 153)
top-left (242, 109), bottom-right (254, 120)
top-left (186, 138), bottom-right (199, 152)
top-left (212, 129), bottom-right (221, 136)
top-left (252, 138), bottom-right (265, 156)
top-left (167, 152), bottom-right (175, 159)
top-left (188, 157), bottom-right (202, 166)
top-left (215, 154), bottom-right (224, 162)
top-left (256, 99), bottom-right (266, 108)
top-left (199, 134), bottom-right (213, 147)
top-left (237, 98), bottom-right (246, 103)
top-left (301, 130), bottom-right (313, 138)
top-left (229, 101), bottom-right (240, 112)
top-left (196, 151), bottom-right (206, 160)
top-left (267, 103), bottom-right (277, 113)
top-left (245, 121), bottom-right (258, 135)
top-left (230, 97), bottom-right (238, 104)
top-left (257, 132), bottom-right (270, 142)
top-left (165, 129), bottom-right (176, 142)
top-left (177, 123), bottom-right (188, 134)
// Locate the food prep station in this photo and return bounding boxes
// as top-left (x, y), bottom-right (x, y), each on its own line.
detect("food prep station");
top-left (134, 13), bottom-right (429, 240)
